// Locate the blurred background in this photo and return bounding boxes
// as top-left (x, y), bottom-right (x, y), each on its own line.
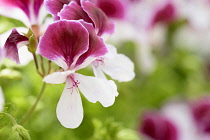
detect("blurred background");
top-left (1, 0), bottom-right (210, 139)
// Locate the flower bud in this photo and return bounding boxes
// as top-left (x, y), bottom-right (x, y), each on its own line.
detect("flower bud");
top-left (11, 124), bottom-right (31, 140)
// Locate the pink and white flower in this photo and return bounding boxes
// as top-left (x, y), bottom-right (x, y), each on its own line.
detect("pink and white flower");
top-left (38, 20), bottom-right (118, 128)
top-left (45, 0), bottom-right (114, 36)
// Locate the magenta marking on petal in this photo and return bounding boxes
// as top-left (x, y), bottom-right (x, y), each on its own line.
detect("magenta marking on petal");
top-left (34, 0), bottom-right (44, 19)
top-left (0, 0), bottom-right (31, 19)
top-left (81, 1), bottom-right (115, 36)
top-left (191, 97), bottom-right (210, 134)
top-left (140, 112), bottom-right (178, 140)
top-left (45, 0), bottom-right (72, 20)
top-left (4, 29), bottom-right (28, 64)
top-left (38, 20), bottom-right (89, 70)
top-left (59, 1), bottom-right (93, 24)
top-left (76, 21), bottom-right (108, 66)
top-left (96, 0), bottom-right (126, 19)
top-left (151, 2), bottom-right (177, 27)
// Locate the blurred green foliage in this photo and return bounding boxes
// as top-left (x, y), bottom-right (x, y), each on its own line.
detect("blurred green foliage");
top-left (1, 14), bottom-right (210, 140)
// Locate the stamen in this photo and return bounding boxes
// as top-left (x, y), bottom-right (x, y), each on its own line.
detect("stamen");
top-left (67, 76), bottom-right (80, 94)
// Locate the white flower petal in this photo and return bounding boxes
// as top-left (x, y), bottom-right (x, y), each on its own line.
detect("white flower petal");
top-left (75, 73), bottom-right (117, 107)
top-left (0, 87), bottom-right (5, 111)
top-left (43, 70), bottom-right (74, 84)
top-left (102, 45), bottom-right (135, 82)
top-left (56, 78), bottom-right (83, 128)
top-left (92, 64), bottom-right (107, 79)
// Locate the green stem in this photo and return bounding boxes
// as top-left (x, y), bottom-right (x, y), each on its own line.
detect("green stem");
top-left (40, 55), bottom-right (46, 76)
top-left (20, 82), bottom-right (46, 125)
top-left (32, 53), bottom-right (43, 77)
top-left (0, 112), bottom-right (17, 125)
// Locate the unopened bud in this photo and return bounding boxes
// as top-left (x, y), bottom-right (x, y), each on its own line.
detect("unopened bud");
top-left (11, 124), bottom-right (31, 140)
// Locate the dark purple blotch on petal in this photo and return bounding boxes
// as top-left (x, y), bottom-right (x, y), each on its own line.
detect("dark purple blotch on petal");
top-left (1, 0), bottom-right (31, 19)
top-left (151, 2), bottom-right (177, 27)
top-left (75, 21), bottom-right (108, 67)
top-left (81, 1), bottom-right (114, 36)
top-left (45, 0), bottom-right (80, 20)
top-left (192, 97), bottom-right (210, 134)
top-left (4, 29), bottom-right (29, 64)
top-left (59, 1), bottom-right (93, 24)
top-left (140, 112), bottom-right (178, 140)
top-left (34, 0), bottom-right (44, 19)
top-left (96, 0), bottom-right (126, 19)
top-left (38, 20), bottom-right (89, 69)
top-left (45, 0), bottom-right (72, 20)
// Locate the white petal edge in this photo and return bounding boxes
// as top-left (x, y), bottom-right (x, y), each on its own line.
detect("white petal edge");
top-left (103, 53), bottom-right (135, 82)
top-left (75, 73), bottom-right (118, 107)
top-left (0, 7), bottom-right (30, 27)
top-left (43, 70), bottom-right (75, 84)
top-left (0, 87), bottom-right (5, 111)
top-left (56, 77), bottom-right (83, 128)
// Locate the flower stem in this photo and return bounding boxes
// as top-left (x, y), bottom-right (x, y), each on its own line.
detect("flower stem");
top-left (0, 112), bottom-right (17, 125)
top-left (32, 53), bottom-right (43, 77)
top-left (40, 55), bottom-right (46, 76)
top-left (20, 82), bottom-right (46, 125)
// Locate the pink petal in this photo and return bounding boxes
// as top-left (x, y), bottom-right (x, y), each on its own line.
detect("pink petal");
top-left (74, 21), bottom-right (108, 70)
top-left (4, 29), bottom-right (29, 64)
top-left (150, 2), bottom-right (177, 27)
top-left (38, 20), bottom-right (89, 70)
top-left (96, 0), bottom-right (126, 19)
top-left (81, 0), bottom-right (115, 36)
top-left (59, 1), bottom-right (93, 24)
top-left (34, 0), bottom-right (44, 18)
top-left (45, 0), bottom-right (72, 20)
top-left (0, 0), bottom-right (31, 18)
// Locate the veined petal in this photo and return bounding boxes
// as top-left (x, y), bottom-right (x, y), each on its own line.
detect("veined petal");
top-left (0, 2), bottom-right (30, 26)
top-left (4, 29), bottom-right (29, 64)
top-left (59, 1), bottom-right (93, 24)
top-left (81, 0), bottom-right (115, 36)
top-left (0, 0), bottom-right (30, 18)
top-left (38, 20), bottom-right (89, 70)
top-left (0, 87), bottom-right (5, 111)
top-left (96, 0), bottom-right (127, 19)
top-left (43, 70), bottom-right (75, 84)
top-left (56, 77), bottom-right (83, 128)
top-left (74, 21), bottom-right (108, 70)
top-left (34, 0), bottom-right (44, 18)
top-left (101, 45), bottom-right (135, 82)
top-left (45, 0), bottom-right (72, 20)
top-left (75, 73), bottom-right (117, 107)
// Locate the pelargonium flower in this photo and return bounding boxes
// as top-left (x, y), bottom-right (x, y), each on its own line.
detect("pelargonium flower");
top-left (38, 20), bottom-right (118, 128)
top-left (45, 0), bottom-right (114, 36)
top-left (92, 44), bottom-right (135, 82)
top-left (191, 97), bottom-right (210, 135)
top-left (3, 29), bottom-right (29, 64)
top-left (140, 112), bottom-right (178, 140)
top-left (0, 0), bottom-right (45, 27)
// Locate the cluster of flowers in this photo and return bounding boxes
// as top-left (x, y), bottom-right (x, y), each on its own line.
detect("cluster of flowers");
top-left (0, 0), bottom-right (135, 128)
top-left (140, 97), bottom-right (210, 140)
